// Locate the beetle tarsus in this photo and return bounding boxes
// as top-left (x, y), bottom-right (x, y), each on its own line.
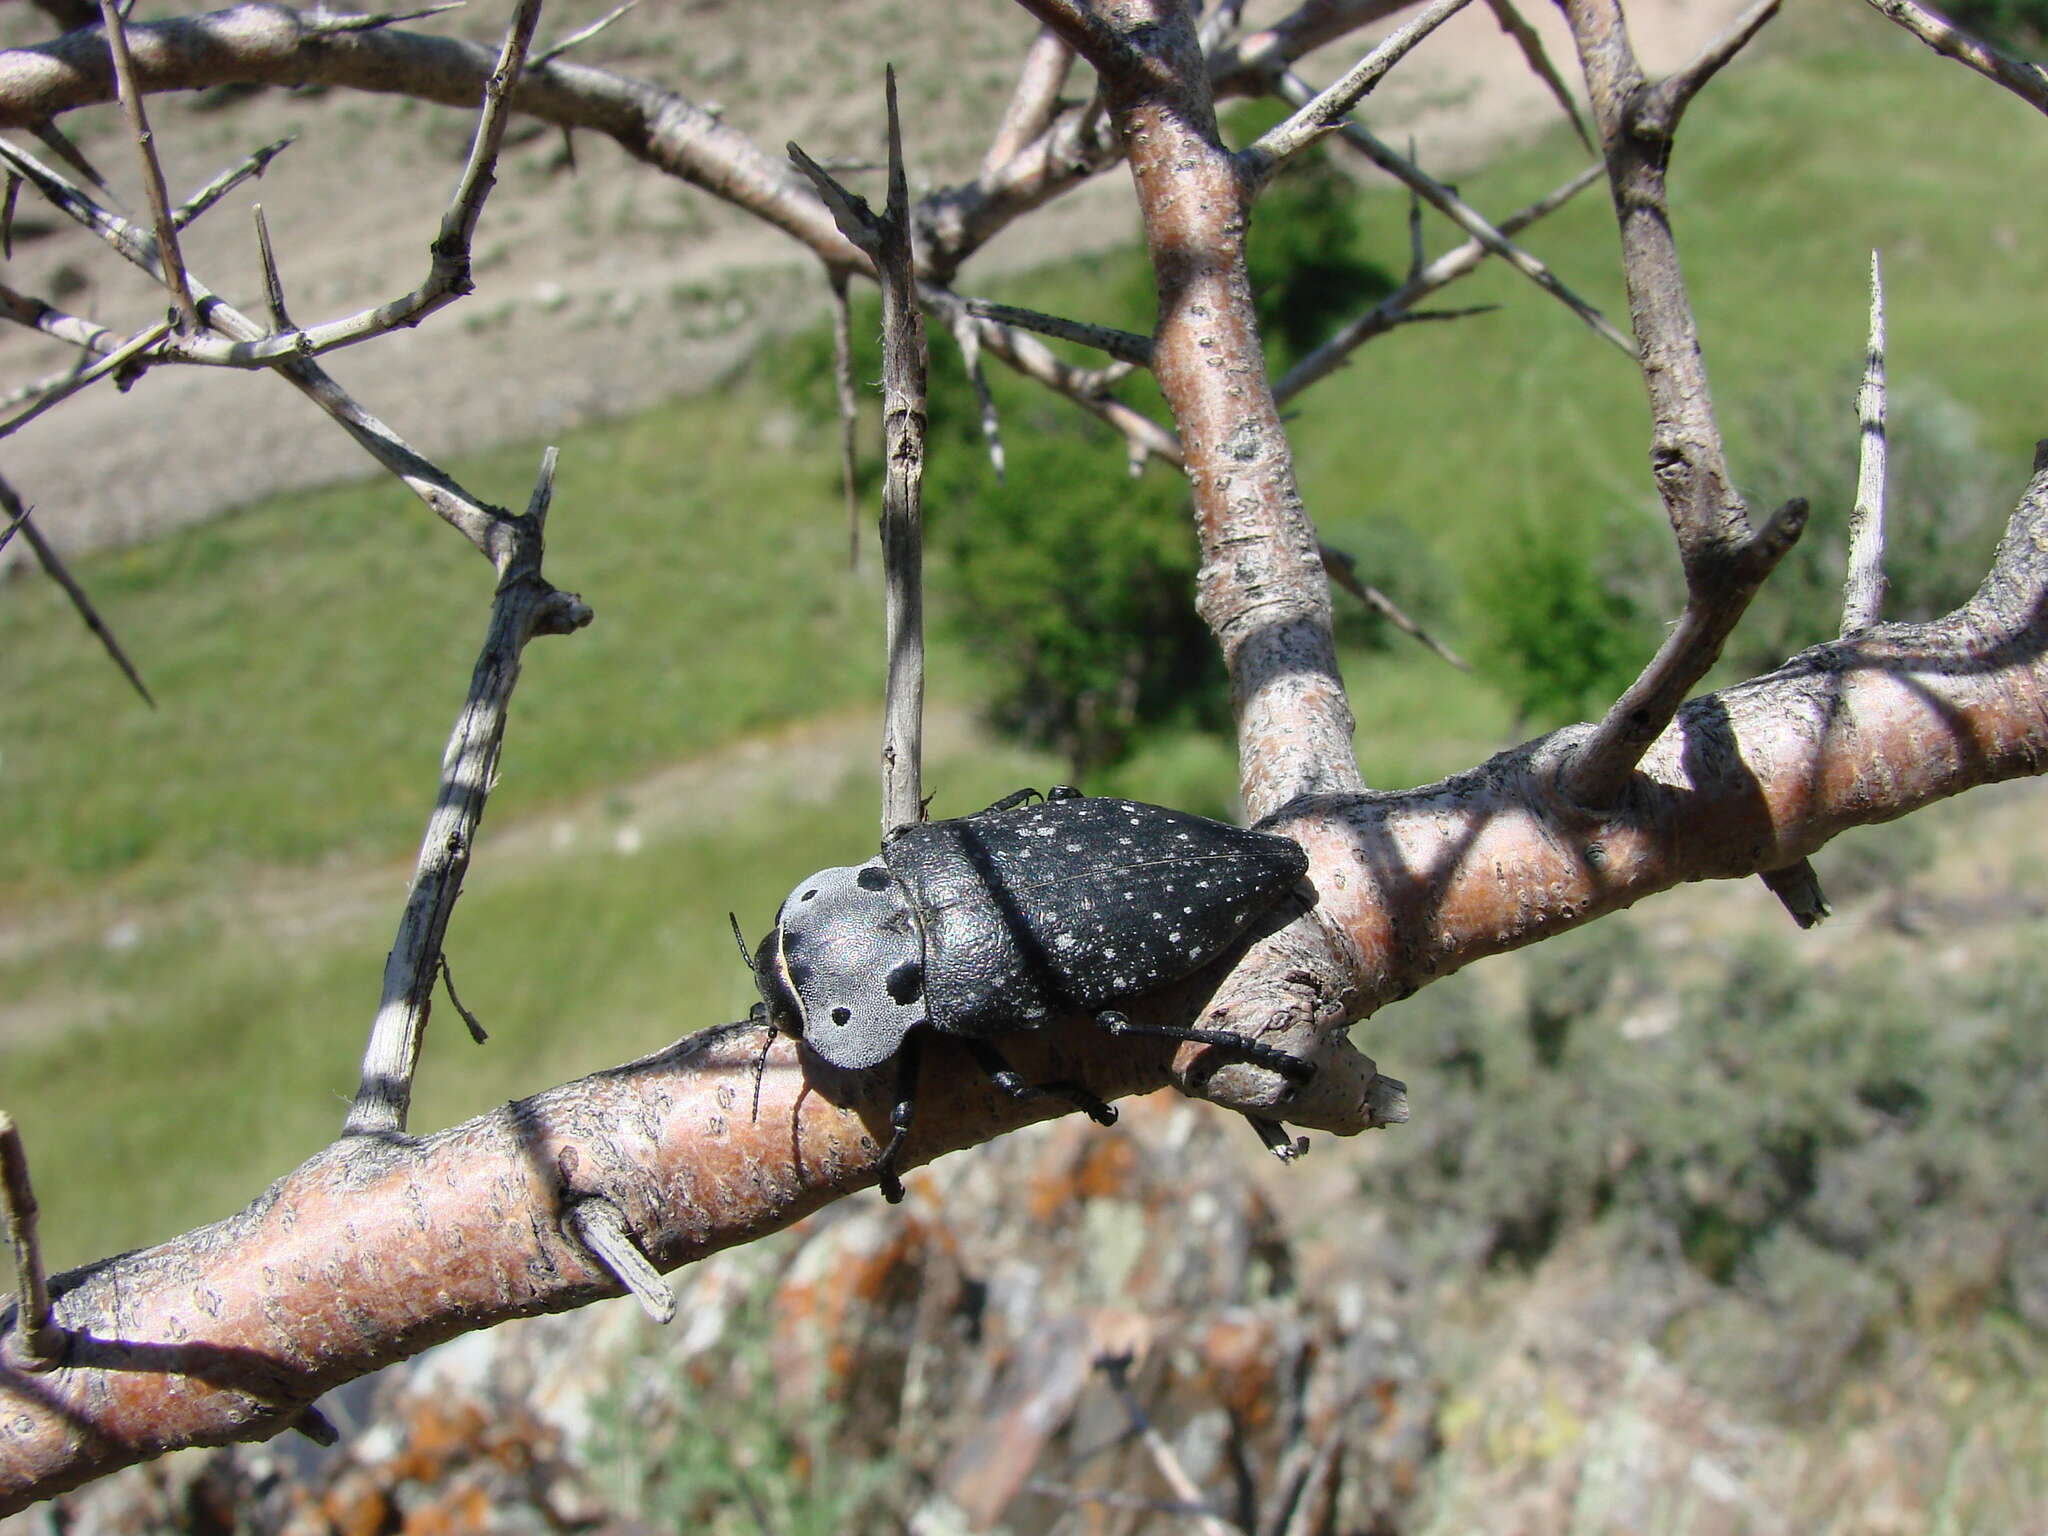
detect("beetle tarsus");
top-left (1247, 1114), bottom-right (1310, 1161)
top-left (960, 1037), bottom-right (1118, 1125)
top-left (1094, 1010), bottom-right (1316, 1085)
top-left (875, 1035), bottom-right (923, 1205)
top-left (981, 786), bottom-right (1047, 814)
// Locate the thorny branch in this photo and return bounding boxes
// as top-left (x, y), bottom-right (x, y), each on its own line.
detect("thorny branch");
top-left (147, 0), bottom-right (543, 370)
top-left (789, 70), bottom-right (930, 838)
top-left (1555, 0), bottom-right (1800, 809)
top-left (0, 139), bottom-right (522, 566)
top-left (344, 449), bottom-right (592, 1137)
top-left (1274, 162), bottom-right (1604, 402)
top-left (0, 473), bottom-right (154, 707)
top-left (98, 0), bottom-right (198, 331)
top-left (5, 0), bottom-right (2048, 1511)
top-left (1843, 250), bottom-right (1889, 636)
top-left (0, 1112), bottom-right (60, 1370)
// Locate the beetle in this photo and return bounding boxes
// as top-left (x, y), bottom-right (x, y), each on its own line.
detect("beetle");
top-left (738, 786), bottom-right (1316, 1201)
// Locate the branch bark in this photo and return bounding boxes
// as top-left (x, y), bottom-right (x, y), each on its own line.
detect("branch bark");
top-left (11, 463), bottom-right (2048, 1499)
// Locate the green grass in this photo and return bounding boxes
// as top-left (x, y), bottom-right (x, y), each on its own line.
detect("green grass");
top-left (6, 14), bottom-right (2048, 1268)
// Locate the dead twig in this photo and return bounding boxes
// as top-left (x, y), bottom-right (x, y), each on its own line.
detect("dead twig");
top-left (150, 0), bottom-right (541, 368)
top-left (1861, 0), bottom-right (2048, 114)
top-left (0, 314), bottom-right (167, 439)
top-left (1321, 541), bottom-right (1469, 669)
top-left (1238, 0), bottom-right (1472, 185)
top-left (0, 474), bottom-right (155, 708)
top-left (99, 0), bottom-right (198, 330)
top-left (1556, 0), bottom-right (1802, 808)
top-left (963, 296), bottom-right (1154, 365)
top-left (169, 134), bottom-right (293, 230)
top-left (829, 267), bottom-right (861, 568)
top-left (951, 307), bottom-right (1007, 480)
top-left (563, 1197), bottom-right (676, 1323)
top-left (344, 449), bottom-right (592, 1137)
top-left (1262, 66), bottom-right (1631, 355)
top-left (531, 0), bottom-right (640, 68)
top-left (1275, 160), bottom-right (1602, 399)
top-left (1843, 249), bottom-right (1888, 635)
top-left (790, 70), bottom-right (929, 836)
top-left (0, 138), bottom-right (520, 565)
top-left (1484, 0), bottom-right (1594, 150)
top-left (0, 1111), bottom-right (62, 1370)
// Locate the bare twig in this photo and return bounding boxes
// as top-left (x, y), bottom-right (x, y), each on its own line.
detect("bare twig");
top-left (1484, 0), bottom-right (1594, 150)
top-left (1275, 161), bottom-right (1603, 402)
top-left (0, 474), bottom-right (153, 706)
top-left (1099, 1354), bottom-right (1239, 1536)
top-left (2, 173), bottom-right (17, 259)
top-left (170, 133), bottom-right (293, 230)
top-left (1556, 0), bottom-right (1804, 808)
top-left (305, 1), bottom-right (467, 33)
top-left (0, 499), bottom-right (29, 558)
top-left (829, 267), bottom-right (860, 568)
top-left (1321, 541), bottom-right (1469, 669)
top-left (1238, 0), bottom-right (1472, 185)
top-left (147, 0), bottom-right (540, 368)
top-left (564, 1198), bottom-right (676, 1323)
top-left (0, 1111), bottom-right (62, 1370)
top-left (951, 307), bottom-right (1006, 480)
top-left (793, 75), bottom-right (927, 834)
top-left (1659, 0), bottom-right (1782, 122)
top-left (531, 0), bottom-right (640, 68)
top-left (1843, 249), bottom-right (1888, 635)
top-left (252, 203), bottom-right (291, 328)
top-left (437, 951), bottom-right (488, 1043)
top-left (963, 296), bottom-right (1154, 365)
top-left (0, 138), bottom-right (519, 564)
top-left (345, 449), bottom-right (591, 1136)
top-left (981, 24), bottom-right (1074, 178)
top-left (99, 0), bottom-right (198, 330)
top-left (29, 120), bottom-right (109, 197)
top-left (0, 315), bottom-right (167, 439)
top-left (1862, 0), bottom-right (2048, 114)
top-left (1263, 67), bottom-right (1632, 355)
top-left (876, 71), bottom-right (928, 837)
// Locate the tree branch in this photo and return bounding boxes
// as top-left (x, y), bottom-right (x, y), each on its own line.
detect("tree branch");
top-left (1273, 162), bottom-right (1604, 403)
top-left (1023, 0), bottom-right (1364, 817)
top-left (12, 459), bottom-right (2048, 1497)
top-left (344, 450), bottom-right (592, 1136)
top-left (1843, 249), bottom-right (1889, 635)
top-left (1238, 0), bottom-right (1473, 187)
top-left (1862, 0), bottom-right (2048, 115)
top-left (1555, 0), bottom-right (1802, 808)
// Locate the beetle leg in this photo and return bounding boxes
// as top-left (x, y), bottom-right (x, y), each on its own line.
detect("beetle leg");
top-left (980, 787), bottom-right (1046, 814)
top-left (959, 1037), bottom-right (1119, 1127)
top-left (1094, 1010), bottom-right (1317, 1085)
top-left (875, 1033), bottom-right (924, 1204)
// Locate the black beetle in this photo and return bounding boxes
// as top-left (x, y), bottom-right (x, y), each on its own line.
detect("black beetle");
top-left (739, 787), bottom-right (1315, 1201)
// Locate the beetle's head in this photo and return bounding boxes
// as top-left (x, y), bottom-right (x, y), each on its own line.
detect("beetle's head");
top-left (750, 858), bottom-right (927, 1071)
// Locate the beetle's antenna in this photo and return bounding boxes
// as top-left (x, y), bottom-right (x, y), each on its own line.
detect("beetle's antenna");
top-left (749, 1009), bottom-right (773, 1123)
top-left (728, 912), bottom-right (756, 974)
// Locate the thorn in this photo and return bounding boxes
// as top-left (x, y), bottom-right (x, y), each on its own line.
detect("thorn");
top-left (564, 1198), bottom-right (675, 1324)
